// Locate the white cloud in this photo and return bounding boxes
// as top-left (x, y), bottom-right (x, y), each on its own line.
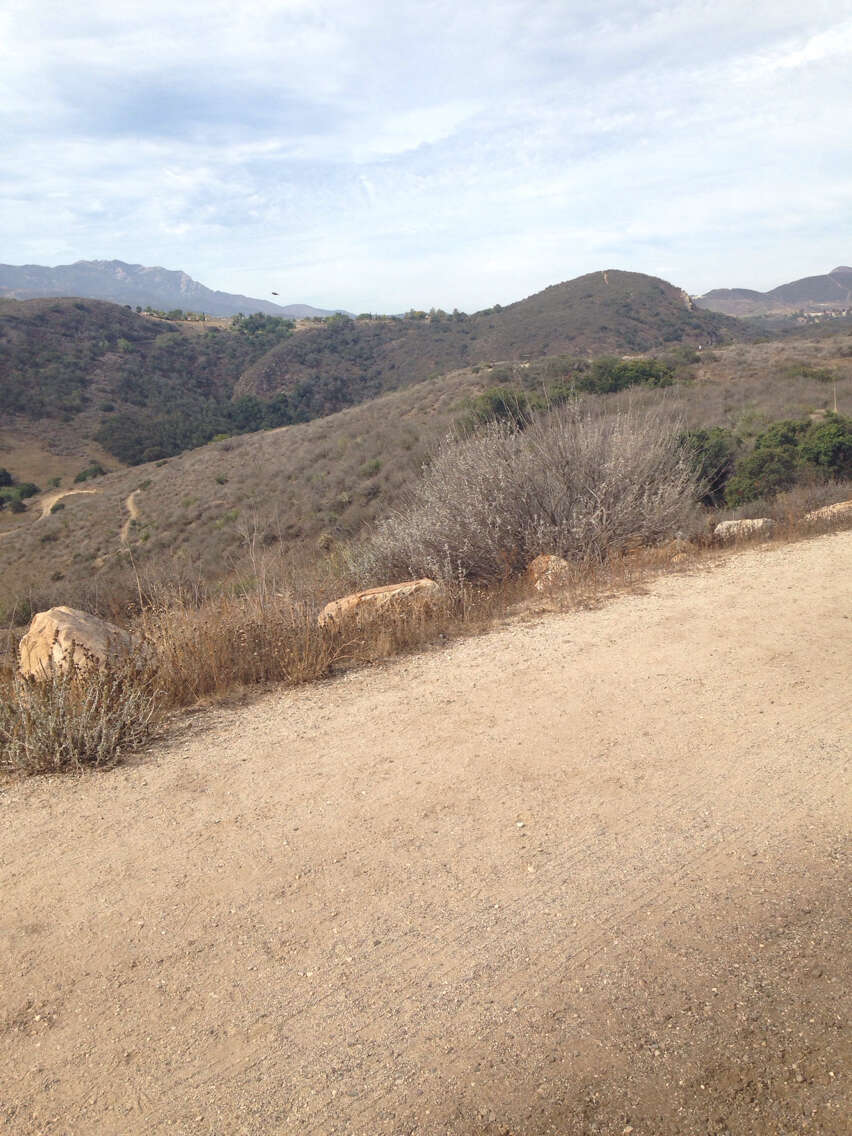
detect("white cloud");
top-left (0, 1), bottom-right (850, 308)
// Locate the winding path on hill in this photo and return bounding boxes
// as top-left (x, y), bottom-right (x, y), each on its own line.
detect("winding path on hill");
top-left (1, 532), bottom-right (850, 1135)
top-left (37, 487), bottom-right (100, 520)
top-left (120, 489), bottom-right (141, 543)
top-left (0, 488), bottom-right (100, 542)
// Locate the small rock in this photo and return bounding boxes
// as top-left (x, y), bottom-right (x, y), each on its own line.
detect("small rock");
top-left (527, 554), bottom-right (572, 591)
top-left (714, 518), bottom-right (774, 541)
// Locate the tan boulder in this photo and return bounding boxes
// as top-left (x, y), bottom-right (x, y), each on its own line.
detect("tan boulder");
top-left (714, 518), bottom-right (774, 541)
top-left (318, 579), bottom-right (440, 627)
top-left (19, 606), bottom-right (139, 678)
top-left (527, 554), bottom-right (572, 591)
top-left (804, 499), bottom-right (852, 523)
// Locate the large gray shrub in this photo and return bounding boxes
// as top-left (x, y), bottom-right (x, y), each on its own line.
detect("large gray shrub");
top-left (354, 402), bottom-right (702, 584)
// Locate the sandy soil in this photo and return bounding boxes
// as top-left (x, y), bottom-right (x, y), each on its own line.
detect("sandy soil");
top-left (1, 533), bottom-right (850, 1135)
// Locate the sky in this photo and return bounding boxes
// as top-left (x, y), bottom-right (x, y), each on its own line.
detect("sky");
top-left (1, 0), bottom-right (850, 312)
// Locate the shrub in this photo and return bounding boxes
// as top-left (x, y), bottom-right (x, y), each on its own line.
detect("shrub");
top-left (354, 403), bottom-right (702, 584)
top-left (725, 413), bottom-right (852, 504)
top-left (461, 387), bottom-right (540, 431)
top-left (578, 357), bottom-right (674, 395)
top-left (0, 659), bottom-right (161, 774)
top-left (681, 427), bottom-right (740, 505)
top-left (74, 462), bottom-right (107, 483)
top-left (799, 415), bottom-right (852, 477)
top-left (726, 445), bottom-right (798, 505)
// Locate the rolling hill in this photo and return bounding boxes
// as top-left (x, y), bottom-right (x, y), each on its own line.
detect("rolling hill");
top-left (1, 325), bottom-right (849, 619)
top-left (697, 266), bottom-right (852, 317)
top-left (0, 270), bottom-right (741, 467)
top-left (0, 259), bottom-right (341, 318)
top-left (239, 270), bottom-right (737, 402)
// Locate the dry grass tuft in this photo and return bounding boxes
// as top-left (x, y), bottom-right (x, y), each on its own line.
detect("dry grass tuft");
top-left (0, 656), bottom-right (161, 775)
top-left (140, 575), bottom-right (521, 711)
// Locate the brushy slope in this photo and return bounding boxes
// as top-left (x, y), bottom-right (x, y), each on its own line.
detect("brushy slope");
top-left (238, 270), bottom-right (738, 402)
top-left (0, 330), bottom-right (849, 619)
top-left (2, 270), bottom-right (739, 467)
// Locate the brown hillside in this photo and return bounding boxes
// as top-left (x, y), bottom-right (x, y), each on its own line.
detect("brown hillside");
top-left (0, 331), bottom-right (849, 618)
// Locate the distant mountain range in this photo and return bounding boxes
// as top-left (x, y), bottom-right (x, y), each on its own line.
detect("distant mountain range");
top-left (0, 259), bottom-right (342, 319)
top-left (696, 266), bottom-right (852, 317)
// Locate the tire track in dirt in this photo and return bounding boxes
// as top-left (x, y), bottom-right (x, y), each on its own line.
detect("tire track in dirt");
top-left (110, 551), bottom-right (852, 1131)
top-left (1, 532), bottom-right (850, 1135)
top-left (248, 719), bottom-right (852, 1133)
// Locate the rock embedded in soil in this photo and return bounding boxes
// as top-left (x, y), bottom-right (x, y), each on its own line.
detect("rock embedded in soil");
top-left (318, 578), bottom-right (440, 627)
top-left (804, 499), bottom-right (852, 523)
top-left (18, 605), bottom-right (139, 677)
top-left (714, 518), bottom-right (774, 541)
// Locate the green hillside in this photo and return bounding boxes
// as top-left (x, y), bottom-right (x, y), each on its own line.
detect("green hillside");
top-left (238, 270), bottom-right (738, 404)
top-left (1, 270), bottom-right (740, 467)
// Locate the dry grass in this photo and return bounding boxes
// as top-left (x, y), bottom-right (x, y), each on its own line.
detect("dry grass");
top-left (2, 486), bottom-right (850, 777)
top-left (0, 656), bottom-right (161, 775)
top-left (2, 330), bottom-right (849, 618)
top-left (139, 573), bottom-right (521, 711)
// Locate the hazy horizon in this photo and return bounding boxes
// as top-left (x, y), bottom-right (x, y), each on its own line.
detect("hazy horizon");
top-left (2, 1), bottom-right (849, 311)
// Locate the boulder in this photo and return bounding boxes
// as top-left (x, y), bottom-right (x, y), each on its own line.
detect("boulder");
top-left (714, 518), bottom-right (774, 541)
top-left (19, 606), bottom-right (139, 678)
top-left (527, 554), bottom-right (572, 591)
top-left (804, 499), bottom-right (852, 523)
top-left (318, 579), bottom-right (440, 627)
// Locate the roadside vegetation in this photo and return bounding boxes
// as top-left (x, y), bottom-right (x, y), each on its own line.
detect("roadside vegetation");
top-left (2, 395), bottom-right (850, 777)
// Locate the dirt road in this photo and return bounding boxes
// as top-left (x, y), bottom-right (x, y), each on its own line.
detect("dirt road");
top-left (1, 533), bottom-right (850, 1135)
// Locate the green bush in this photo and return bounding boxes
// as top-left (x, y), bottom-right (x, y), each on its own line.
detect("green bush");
top-left (726, 446), bottom-right (798, 505)
top-left (461, 387), bottom-right (541, 431)
top-left (799, 416), bottom-right (852, 477)
top-left (681, 427), bottom-right (740, 506)
top-left (578, 357), bottom-right (674, 395)
top-left (74, 462), bottom-right (107, 483)
top-left (724, 413), bottom-right (852, 505)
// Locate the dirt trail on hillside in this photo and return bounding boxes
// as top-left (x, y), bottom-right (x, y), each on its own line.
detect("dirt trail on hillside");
top-left (37, 487), bottom-right (99, 520)
top-left (120, 489), bottom-right (140, 543)
top-left (1, 533), bottom-right (850, 1135)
